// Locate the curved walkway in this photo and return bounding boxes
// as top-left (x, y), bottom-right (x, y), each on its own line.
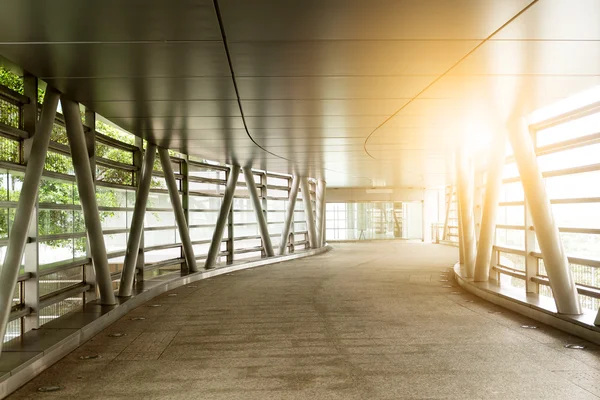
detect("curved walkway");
top-left (10, 243), bottom-right (600, 399)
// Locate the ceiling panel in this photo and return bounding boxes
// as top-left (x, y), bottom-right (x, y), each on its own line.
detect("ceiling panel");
top-left (495, 0), bottom-right (600, 40)
top-left (1, 0), bottom-right (596, 188)
top-left (228, 41), bottom-right (479, 76)
top-left (0, 43), bottom-right (230, 78)
top-left (219, 0), bottom-right (532, 40)
top-left (0, 0), bottom-right (221, 42)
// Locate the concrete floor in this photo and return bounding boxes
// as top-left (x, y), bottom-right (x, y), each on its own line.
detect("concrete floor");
top-left (9, 242), bottom-right (600, 399)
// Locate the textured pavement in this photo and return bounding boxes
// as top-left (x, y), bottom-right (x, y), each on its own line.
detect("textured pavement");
top-left (9, 242), bottom-right (600, 399)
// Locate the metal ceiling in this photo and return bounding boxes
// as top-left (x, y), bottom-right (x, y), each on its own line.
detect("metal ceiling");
top-left (0, 0), bottom-right (599, 188)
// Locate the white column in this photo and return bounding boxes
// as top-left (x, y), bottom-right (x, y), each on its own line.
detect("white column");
top-left (507, 119), bottom-right (581, 315)
top-left (456, 149), bottom-right (476, 277)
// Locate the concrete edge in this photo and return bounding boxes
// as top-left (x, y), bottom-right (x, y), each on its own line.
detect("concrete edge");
top-left (452, 263), bottom-right (600, 346)
top-left (0, 246), bottom-right (331, 399)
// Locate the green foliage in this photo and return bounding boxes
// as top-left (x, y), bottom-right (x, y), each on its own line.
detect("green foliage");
top-left (0, 70), bottom-right (138, 258)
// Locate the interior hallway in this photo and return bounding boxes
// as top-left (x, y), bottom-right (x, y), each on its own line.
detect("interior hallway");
top-left (9, 242), bottom-right (600, 399)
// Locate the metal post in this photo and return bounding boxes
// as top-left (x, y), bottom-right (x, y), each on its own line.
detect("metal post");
top-left (300, 177), bottom-right (318, 249)
top-left (473, 171), bottom-right (483, 243)
top-left (134, 137), bottom-right (145, 284)
top-left (207, 165), bottom-right (240, 268)
top-left (0, 88), bottom-right (59, 354)
top-left (279, 175), bottom-right (300, 255)
top-left (83, 108), bottom-right (98, 303)
top-left (316, 180), bottom-right (326, 247)
top-left (456, 149), bottom-right (476, 277)
top-left (243, 166), bottom-right (274, 257)
top-left (524, 206), bottom-right (539, 293)
top-left (474, 130), bottom-right (505, 282)
top-left (507, 119), bottom-right (581, 315)
top-left (457, 194), bottom-right (465, 264)
top-left (22, 73), bottom-right (40, 332)
top-left (157, 147), bottom-right (197, 273)
top-left (118, 144), bottom-right (156, 296)
top-left (62, 97), bottom-right (116, 305)
top-left (442, 185), bottom-right (453, 241)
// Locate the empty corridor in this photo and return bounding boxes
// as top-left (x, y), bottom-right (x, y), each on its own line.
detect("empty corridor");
top-left (10, 242), bottom-right (600, 399)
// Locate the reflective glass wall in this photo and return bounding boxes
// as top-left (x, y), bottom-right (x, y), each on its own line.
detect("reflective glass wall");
top-left (326, 201), bottom-right (423, 241)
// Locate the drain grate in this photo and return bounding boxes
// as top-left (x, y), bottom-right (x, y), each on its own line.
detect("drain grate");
top-left (38, 386), bottom-right (63, 393)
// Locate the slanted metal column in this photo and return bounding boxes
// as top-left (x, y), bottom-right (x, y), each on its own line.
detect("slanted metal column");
top-left (508, 120), bottom-right (581, 315)
top-left (62, 97), bottom-right (116, 305)
top-left (457, 195), bottom-right (465, 264)
top-left (157, 147), bottom-right (197, 273)
top-left (279, 176), bottom-right (300, 255)
top-left (0, 88), bottom-right (59, 353)
top-left (300, 177), bottom-right (318, 249)
top-left (83, 108), bottom-right (98, 303)
top-left (22, 74), bottom-right (40, 332)
top-left (243, 167), bottom-right (274, 257)
top-left (456, 150), bottom-right (476, 277)
top-left (207, 165), bottom-right (240, 268)
top-left (474, 130), bottom-right (506, 281)
top-left (442, 185), bottom-right (453, 241)
top-left (316, 180), bottom-right (326, 247)
top-left (118, 144), bottom-right (156, 296)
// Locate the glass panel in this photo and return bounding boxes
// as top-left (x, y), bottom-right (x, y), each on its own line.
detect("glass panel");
top-left (495, 228), bottom-right (525, 250)
top-left (498, 252), bottom-right (525, 271)
top-left (39, 294), bottom-right (84, 326)
top-left (496, 205), bottom-right (525, 226)
top-left (39, 266), bottom-right (84, 297)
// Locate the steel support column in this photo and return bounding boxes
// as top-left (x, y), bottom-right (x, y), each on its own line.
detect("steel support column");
top-left (83, 108), bottom-right (98, 303)
top-left (442, 185), bottom-right (453, 241)
top-left (508, 120), bottom-right (581, 315)
top-left (118, 144), bottom-right (156, 296)
top-left (243, 167), bottom-right (274, 257)
top-left (0, 88), bottom-right (59, 353)
top-left (279, 176), bottom-right (300, 255)
top-left (207, 165), bottom-right (240, 268)
top-left (157, 147), bottom-right (197, 273)
top-left (316, 180), bottom-right (326, 247)
top-left (456, 150), bottom-right (476, 278)
top-left (300, 177), bottom-right (318, 249)
top-left (474, 131), bottom-right (505, 281)
top-left (63, 97), bottom-right (116, 305)
top-left (457, 192), bottom-right (465, 264)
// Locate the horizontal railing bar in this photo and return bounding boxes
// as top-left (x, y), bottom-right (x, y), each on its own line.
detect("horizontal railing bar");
top-left (107, 250), bottom-right (127, 260)
top-left (266, 185), bottom-right (289, 191)
top-left (98, 206), bottom-right (133, 212)
top-left (536, 131), bottom-right (600, 157)
top-left (17, 272), bottom-right (32, 282)
top-left (143, 243), bottom-right (182, 252)
top-left (498, 201), bottom-right (525, 207)
top-left (188, 191), bottom-right (224, 198)
top-left (530, 251), bottom-right (600, 269)
top-left (530, 100), bottom-right (600, 132)
top-left (38, 203), bottom-right (79, 210)
top-left (496, 224), bottom-right (525, 231)
top-left (492, 265), bottom-right (526, 279)
top-left (96, 157), bottom-right (137, 172)
top-left (493, 245), bottom-right (527, 256)
top-left (551, 197), bottom-right (600, 204)
top-left (234, 235), bottom-right (262, 241)
top-left (146, 207), bottom-right (173, 212)
top-left (187, 159), bottom-right (229, 171)
top-left (9, 305), bottom-right (31, 322)
top-left (152, 170), bottom-right (184, 180)
top-left (38, 283), bottom-right (90, 310)
top-left (94, 131), bottom-right (138, 152)
top-left (531, 275), bottom-right (600, 299)
top-left (48, 141), bottom-right (71, 156)
top-left (142, 257), bottom-right (185, 271)
top-left (95, 180), bottom-right (135, 190)
top-left (558, 227), bottom-right (600, 235)
top-left (0, 84), bottom-right (29, 104)
top-left (188, 209), bottom-right (221, 213)
top-left (102, 228), bottom-right (129, 235)
top-left (187, 176), bottom-right (226, 185)
top-left (0, 122), bottom-right (28, 140)
top-left (143, 225), bottom-right (177, 232)
top-left (38, 232), bottom-right (87, 241)
top-left (234, 247), bottom-right (264, 254)
top-left (39, 258), bottom-right (91, 277)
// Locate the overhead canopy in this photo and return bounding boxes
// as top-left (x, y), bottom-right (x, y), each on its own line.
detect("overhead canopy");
top-left (1, 0), bottom-right (599, 187)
